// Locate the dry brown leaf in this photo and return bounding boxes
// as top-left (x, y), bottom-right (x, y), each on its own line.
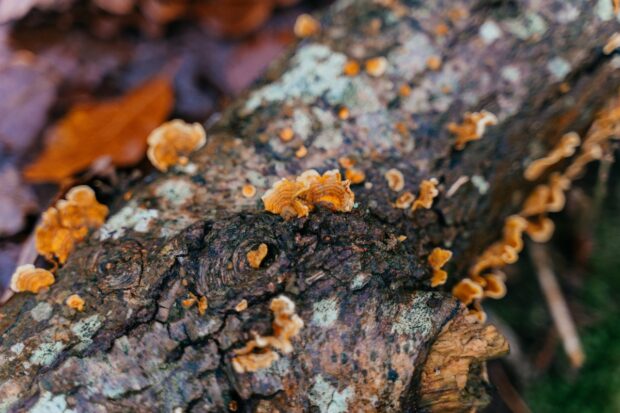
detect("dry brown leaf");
top-left (24, 76), bottom-right (173, 183)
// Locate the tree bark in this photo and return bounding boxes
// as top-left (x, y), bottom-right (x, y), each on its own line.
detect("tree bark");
top-left (1, 0), bottom-right (618, 411)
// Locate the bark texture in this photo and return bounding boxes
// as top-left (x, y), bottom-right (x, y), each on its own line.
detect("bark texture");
top-left (1, 0), bottom-right (619, 411)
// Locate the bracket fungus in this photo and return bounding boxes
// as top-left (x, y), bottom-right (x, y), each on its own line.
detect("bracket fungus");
top-left (524, 132), bottom-right (580, 181)
top-left (384, 168), bottom-right (405, 192)
top-left (525, 215), bottom-right (555, 243)
top-left (448, 110), bottom-right (498, 150)
top-left (521, 172), bottom-right (570, 216)
top-left (411, 178), bottom-right (439, 211)
top-left (146, 119), bottom-right (206, 172)
top-left (394, 191), bottom-right (415, 209)
top-left (344, 167), bottom-right (366, 184)
top-left (343, 59), bottom-right (360, 77)
top-left (262, 169), bottom-right (354, 220)
top-left (35, 185), bottom-right (108, 264)
top-left (66, 294), bottom-right (85, 311)
top-left (231, 295), bottom-right (304, 373)
top-left (452, 278), bottom-right (484, 306)
top-left (10, 264), bottom-right (55, 294)
top-left (428, 247), bottom-right (452, 287)
top-left (247, 243), bottom-right (268, 269)
top-left (293, 13), bottom-right (320, 38)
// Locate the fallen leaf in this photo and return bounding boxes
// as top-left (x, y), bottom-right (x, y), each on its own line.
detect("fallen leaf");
top-left (0, 166), bottom-right (37, 237)
top-left (24, 76), bottom-right (173, 183)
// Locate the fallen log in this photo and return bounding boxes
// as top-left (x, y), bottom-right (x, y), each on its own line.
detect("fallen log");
top-left (1, 0), bottom-right (619, 411)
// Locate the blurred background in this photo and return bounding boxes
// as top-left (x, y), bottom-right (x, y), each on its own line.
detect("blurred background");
top-left (0, 1), bottom-right (618, 412)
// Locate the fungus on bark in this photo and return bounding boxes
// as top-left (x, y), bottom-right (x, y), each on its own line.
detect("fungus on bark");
top-left (365, 56), bottom-right (388, 77)
top-left (294, 13), bottom-right (320, 38)
top-left (384, 168), bottom-right (405, 192)
top-left (411, 178), bottom-right (439, 211)
top-left (428, 247), bottom-right (452, 287)
top-left (147, 119), bottom-right (206, 172)
top-left (448, 110), bottom-right (498, 150)
top-left (524, 132), bottom-right (580, 181)
top-left (10, 264), bottom-right (55, 294)
top-left (247, 243), bottom-right (268, 269)
top-left (66, 294), bottom-right (85, 311)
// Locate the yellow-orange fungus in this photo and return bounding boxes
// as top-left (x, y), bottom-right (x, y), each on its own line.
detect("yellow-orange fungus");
top-left (343, 59), bottom-right (360, 77)
top-left (411, 178), bottom-right (439, 211)
top-left (35, 185), bottom-right (108, 264)
top-left (394, 191), bottom-right (415, 209)
top-left (448, 110), bottom-right (498, 150)
top-left (242, 184), bottom-right (257, 198)
top-left (385, 168), bottom-right (405, 192)
top-left (294, 13), bottom-right (320, 38)
top-left (10, 264), bottom-right (55, 294)
top-left (452, 278), bottom-right (484, 305)
top-left (147, 119), bottom-right (206, 172)
top-left (524, 132), bottom-right (580, 181)
top-left (247, 243), bottom-right (268, 269)
top-left (66, 294), bottom-right (85, 311)
top-left (345, 168), bottom-right (366, 184)
top-left (428, 248), bottom-right (452, 287)
top-left (365, 57), bottom-right (388, 77)
top-left (231, 295), bottom-right (304, 373)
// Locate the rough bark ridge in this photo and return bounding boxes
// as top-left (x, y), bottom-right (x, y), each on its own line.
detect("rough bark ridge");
top-left (1, 0), bottom-right (619, 411)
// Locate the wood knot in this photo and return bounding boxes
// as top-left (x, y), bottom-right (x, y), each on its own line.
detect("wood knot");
top-left (92, 239), bottom-right (144, 291)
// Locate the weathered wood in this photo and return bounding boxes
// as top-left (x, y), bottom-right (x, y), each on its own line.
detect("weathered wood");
top-left (1, 0), bottom-right (619, 411)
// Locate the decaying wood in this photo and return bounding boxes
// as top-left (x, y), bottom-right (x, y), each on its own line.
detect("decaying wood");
top-left (1, 0), bottom-right (619, 411)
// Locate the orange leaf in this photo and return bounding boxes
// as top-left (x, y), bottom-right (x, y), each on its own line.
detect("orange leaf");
top-left (24, 76), bottom-right (173, 183)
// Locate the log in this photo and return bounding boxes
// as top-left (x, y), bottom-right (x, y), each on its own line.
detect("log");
top-left (1, 0), bottom-right (618, 411)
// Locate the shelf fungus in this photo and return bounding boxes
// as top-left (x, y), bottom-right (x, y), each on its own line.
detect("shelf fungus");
top-left (247, 243), bottom-right (268, 269)
top-left (411, 178), bottom-right (439, 211)
top-left (394, 191), bottom-right (415, 209)
top-left (384, 168), bottom-right (405, 192)
top-left (448, 110), bottom-right (498, 150)
top-left (231, 295), bottom-right (304, 373)
top-left (35, 185), bottom-right (108, 264)
top-left (524, 132), bottom-right (580, 181)
top-left (262, 169), bottom-right (354, 220)
top-left (147, 119), bottom-right (206, 172)
top-left (66, 294), bottom-right (85, 311)
top-left (521, 173), bottom-right (570, 216)
top-left (482, 272), bottom-right (507, 299)
top-left (10, 264), bottom-right (55, 294)
top-left (428, 247), bottom-right (452, 287)
top-left (365, 56), bottom-right (388, 77)
top-left (525, 215), bottom-right (555, 243)
top-left (294, 13), bottom-right (320, 38)
top-left (344, 168), bottom-right (365, 184)
top-left (452, 278), bottom-right (484, 305)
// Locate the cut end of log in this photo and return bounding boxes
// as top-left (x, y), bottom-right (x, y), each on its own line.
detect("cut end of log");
top-left (419, 309), bottom-right (510, 412)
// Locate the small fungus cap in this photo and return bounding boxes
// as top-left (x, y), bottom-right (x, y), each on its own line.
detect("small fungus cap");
top-left (147, 119), bottom-right (206, 172)
top-left (10, 264), bottom-right (55, 293)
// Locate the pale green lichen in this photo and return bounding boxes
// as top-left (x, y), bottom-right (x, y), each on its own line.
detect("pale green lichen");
top-left (10, 343), bottom-right (24, 355)
top-left (30, 302), bottom-right (53, 322)
top-left (155, 178), bottom-right (196, 207)
top-left (504, 12), bottom-right (548, 40)
top-left (29, 341), bottom-right (65, 366)
top-left (70, 314), bottom-right (103, 351)
top-left (244, 44), bottom-right (351, 113)
top-left (308, 374), bottom-right (353, 413)
top-left (99, 202), bottom-right (159, 240)
top-left (501, 65), bottom-right (521, 83)
top-left (387, 31), bottom-right (436, 80)
top-left (479, 20), bottom-right (502, 44)
top-left (471, 175), bottom-right (490, 195)
top-left (30, 391), bottom-right (74, 413)
top-left (547, 57), bottom-right (571, 81)
top-left (595, 0), bottom-right (620, 21)
top-left (391, 294), bottom-right (434, 337)
top-left (292, 109), bottom-right (313, 141)
top-left (311, 298), bottom-right (340, 328)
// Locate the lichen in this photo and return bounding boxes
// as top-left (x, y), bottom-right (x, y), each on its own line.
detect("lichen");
top-left (30, 391), bottom-right (74, 413)
top-left (99, 202), bottom-right (159, 240)
top-left (547, 57), bottom-right (571, 81)
top-left (479, 20), bottom-right (502, 44)
top-left (30, 341), bottom-right (65, 366)
top-left (311, 297), bottom-right (340, 327)
top-left (31, 302), bottom-right (53, 322)
top-left (391, 294), bottom-right (433, 337)
top-left (70, 314), bottom-right (103, 351)
top-left (154, 178), bottom-right (195, 207)
top-left (308, 374), bottom-right (353, 413)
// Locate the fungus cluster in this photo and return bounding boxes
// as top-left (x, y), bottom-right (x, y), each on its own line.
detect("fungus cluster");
top-left (524, 132), bottom-right (580, 181)
top-left (182, 292), bottom-right (208, 315)
top-left (262, 169), bottom-right (354, 220)
top-left (35, 185), bottom-right (108, 264)
top-left (9, 264), bottom-right (55, 294)
top-left (147, 119), bottom-right (206, 172)
top-left (448, 110), bottom-right (498, 150)
top-left (428, 248), bottom-right (452, 287)
top-left (247, 243), bottom-right (268, 269)
top-left (231, 295), bottom-right (304, 373)
top-left (411, 178), bottom-right (439, 211)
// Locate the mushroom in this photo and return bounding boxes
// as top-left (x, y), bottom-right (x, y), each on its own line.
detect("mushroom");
top-left (147, 119), bottom-right (206, 172)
